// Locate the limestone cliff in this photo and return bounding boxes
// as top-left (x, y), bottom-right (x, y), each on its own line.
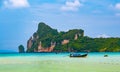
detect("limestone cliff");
top-left (19, 22), bottom-right (120, 52)
top-left (26, 22), bottom-right (84, 52)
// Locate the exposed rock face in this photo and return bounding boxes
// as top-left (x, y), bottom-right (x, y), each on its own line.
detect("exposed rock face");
top-left (27, 37), bottom-right (33, 49)
top-left (27, 32), bottom-right (40, 52)
top-left (74, 34), bottom-right (78, 40)
top-left (62, 40), bottom-right (69, 45)
top-left (38, 42), bottom-right (56, 52)
top-left (74, 33), bottom-right (82, 40)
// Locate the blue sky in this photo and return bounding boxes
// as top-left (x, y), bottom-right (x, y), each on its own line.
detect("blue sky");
top-left (0, 0), bottom-right (120, 52)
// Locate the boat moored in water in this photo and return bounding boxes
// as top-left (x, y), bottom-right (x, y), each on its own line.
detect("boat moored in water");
top-left (70, 53), bottom-right (88, 57)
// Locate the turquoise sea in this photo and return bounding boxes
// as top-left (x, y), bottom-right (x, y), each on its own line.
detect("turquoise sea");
top-left (0, 52), bottom-right (120, 72)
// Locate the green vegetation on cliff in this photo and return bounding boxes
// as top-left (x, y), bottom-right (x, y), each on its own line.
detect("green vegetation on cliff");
top-left (25, 22), bottom-right (120, 52)
top-left (68, 37), bottom-right (120, 52)
top-left (37, 22), bottom-right (58, 47)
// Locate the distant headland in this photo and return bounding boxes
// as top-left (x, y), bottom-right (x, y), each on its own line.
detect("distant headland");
top-left (18, 22), bottom-right (120, 53)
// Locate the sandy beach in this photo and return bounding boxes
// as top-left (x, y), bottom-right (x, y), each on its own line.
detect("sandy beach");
top-left (0, 53), bottom-right (120, 72)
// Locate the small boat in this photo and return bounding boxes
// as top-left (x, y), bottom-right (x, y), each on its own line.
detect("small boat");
top-left (104, 54), bottom-right (108, 57)
top-left (70, 53), bottom-right (88, 57)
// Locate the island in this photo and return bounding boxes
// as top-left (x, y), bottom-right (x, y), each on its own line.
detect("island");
top-left (18, 22), bottom-right (120, 53)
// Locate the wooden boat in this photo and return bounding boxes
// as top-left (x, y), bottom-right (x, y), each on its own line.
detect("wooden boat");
top-left (70, 53), bottom-right (88, 57)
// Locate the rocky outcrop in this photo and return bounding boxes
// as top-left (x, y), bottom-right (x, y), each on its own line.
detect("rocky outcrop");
top-left (26, 22), bottom-right (84, 52)
top-left (18, 45), bottom-right (25, 53)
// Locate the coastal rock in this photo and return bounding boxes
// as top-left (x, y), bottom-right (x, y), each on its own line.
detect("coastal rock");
top-left (18, 45), bottom-right (25, 53)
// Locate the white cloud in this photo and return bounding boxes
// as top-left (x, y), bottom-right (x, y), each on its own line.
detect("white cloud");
top-left (61, 0), bottom-right (82, 11)
top-left (97, 34), bottom-right (110, 38)
top-left (3, 0), bottom-right (30, 9)
top-left (109, 3), bottom-right (120, 16)
top-left (115, 3), bottom-right (120, 10)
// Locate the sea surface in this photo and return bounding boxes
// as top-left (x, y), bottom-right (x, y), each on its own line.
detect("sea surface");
top-left (0, 52), bottom-right (120, 72)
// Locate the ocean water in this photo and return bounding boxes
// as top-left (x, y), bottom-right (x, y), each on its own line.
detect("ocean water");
top-left (0, 52), bottom-right (120, 72)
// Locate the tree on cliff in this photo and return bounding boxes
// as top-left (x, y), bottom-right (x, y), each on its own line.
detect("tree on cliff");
top-left (18, 45), bottom-right (25, 53)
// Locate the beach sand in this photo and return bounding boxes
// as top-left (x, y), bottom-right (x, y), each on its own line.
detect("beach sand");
top-left (0, 55), bottom-right (120, 72)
